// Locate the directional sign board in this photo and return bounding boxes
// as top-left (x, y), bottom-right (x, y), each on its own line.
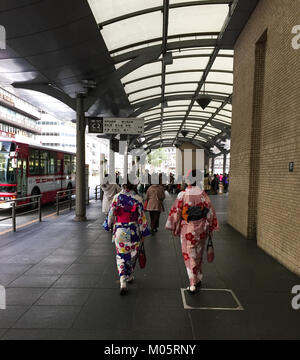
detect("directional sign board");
top-left (87, 117), bottom-right (144, 135)
top-left (103, 118), bottom-right (144, 135)
top-left (88, 117), bottom-right (103, 134)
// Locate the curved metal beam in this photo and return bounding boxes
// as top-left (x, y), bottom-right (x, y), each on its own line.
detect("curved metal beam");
top-left (12, 82), bottom-right (77, 110)
top-left (111, 38), bottom-right (218, 61)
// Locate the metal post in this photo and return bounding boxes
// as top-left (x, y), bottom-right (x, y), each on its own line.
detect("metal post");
top-left (12, 202), bottom-right (16, 232)
top-left (223, 153), bottom-right (227, 174)
top-left (56, 193), bottom-right (59, 216)
top-left (87, 187), bottom-right (90, 205)
top-left (38, 196), bottom-right (42, 222)
top-left (75, 93), bottom-right (87, 221)
top-left (69, 190), bottom-right (72, 210)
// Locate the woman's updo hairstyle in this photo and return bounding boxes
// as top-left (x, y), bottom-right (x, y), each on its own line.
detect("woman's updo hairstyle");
top-left (185, 169), bottom-right (204, 187)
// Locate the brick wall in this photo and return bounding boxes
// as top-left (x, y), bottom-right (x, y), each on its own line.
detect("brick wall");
top-left (228, 0), bottom-right (300, 276)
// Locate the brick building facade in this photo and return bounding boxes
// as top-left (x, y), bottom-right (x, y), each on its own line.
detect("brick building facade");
top-left (228, 0), bottom-right (300, 276)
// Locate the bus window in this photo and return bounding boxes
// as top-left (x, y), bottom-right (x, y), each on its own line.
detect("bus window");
top-left (49, 152), bottom-right (57, 175)
top-left (64, 154), bottom-right (71, 175)
top-left (29, 149), bottom-right (39, 175)
top-left (72, 156), bottom-right (76, 174)
top-left (34, 150), bottom-right (39, 175)
top-left (57, 159), bottom-right (62, 175)
top-left (29, 149), bottom-right (35, 175)
top-left (40, 151), bottom-right (49, 175)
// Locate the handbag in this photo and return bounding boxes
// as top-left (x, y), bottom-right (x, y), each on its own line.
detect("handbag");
top-left (138, 242), bottom-right (146, 269)
top-left (143, 200), bottom-right (148, 211)
top-left (207, 236), bottom-right (215, 263)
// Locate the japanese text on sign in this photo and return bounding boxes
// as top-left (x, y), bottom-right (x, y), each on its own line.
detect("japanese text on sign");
top-left (103, 118), bottom-right (144, 135)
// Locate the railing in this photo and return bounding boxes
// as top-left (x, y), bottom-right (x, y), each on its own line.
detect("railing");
top-left (55, 189), bottom-right (76, 216)
top-left (0, 195), bottom-right (42, 232)
top-left (95, 185), bottom-right (102, 201)
top-left (55, 187), bottom-right (90, 215)
top-left (0, 186), bottom-right (96, 232)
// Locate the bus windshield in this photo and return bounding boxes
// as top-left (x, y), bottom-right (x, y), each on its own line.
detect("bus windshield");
top-left (0, 151), bottom-right (16, 185)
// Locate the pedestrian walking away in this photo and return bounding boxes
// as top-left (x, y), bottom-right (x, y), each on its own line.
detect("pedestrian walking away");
top-left (165, 170), bottom-right (219, 293)
top-left (103, 179), bottom-right (150, 295)
top-left (145, 173), bottom-right (165, 235)
top-left (101, 175), bottom-right (121, 215)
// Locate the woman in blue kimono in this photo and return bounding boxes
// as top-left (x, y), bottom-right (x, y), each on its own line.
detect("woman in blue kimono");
top-left (104, 181), bottom-right (150, 295)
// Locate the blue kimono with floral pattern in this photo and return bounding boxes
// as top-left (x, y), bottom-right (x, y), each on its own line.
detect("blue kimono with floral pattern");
top-left (104, 189), bottom-right (150, 279)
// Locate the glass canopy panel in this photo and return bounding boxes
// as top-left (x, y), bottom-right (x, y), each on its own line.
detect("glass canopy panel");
top-left (201, 84), bottom-right (233, 94)
top-left (190, 108), bottom-right (214, 115)
top-left (101, 12), bottom-right (162, 52)
top-left (211, 57), bottom-right (234, 71)
top-left (165, 83), bottom-right (197, 93)
top-left (124, 76), bottom-right (161, 94)
top-left (206, 72), bottom-right (233, 84)
top-left (168, 5), bottom-right (229, 36)
top-left (88, 0), bottom-right (162, 23)
top-left (213, 115), bottom-right (231, 123)
top-left (164, 107), bottom-right (189, 112)
top-left (129, 88), bottom-right (161, 102)
top-left (218, 49), bottom-right (234, 56)
top-left (144, 114), bottom-right (163, 121)
top-left (142, 109), bottom-right (162, 117)
top-left (165, 100), bottom-right (191, 107)
top-left (223, 104), bottom-right (232, 111)
top-left (218, 110), bottom-right (231, 118)
top-left (163, 112), bottom-right (187, 117)
top-left (167, 57), bottom-right (210, 73)
top-left (166, 72), bottom-right (202, 83)
top-left (122, 62), bottom-right (162, 83)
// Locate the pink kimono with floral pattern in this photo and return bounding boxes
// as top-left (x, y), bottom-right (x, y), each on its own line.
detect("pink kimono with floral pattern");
top-left (165, 186), bottom-right (219, 286)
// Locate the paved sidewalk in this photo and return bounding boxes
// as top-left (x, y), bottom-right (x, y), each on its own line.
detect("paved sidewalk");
top-left (0, 194), bottom-right (299, 340)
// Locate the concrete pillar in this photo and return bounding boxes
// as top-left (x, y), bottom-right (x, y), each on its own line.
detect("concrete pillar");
top-left (75, 94), bottom-right (87, 222)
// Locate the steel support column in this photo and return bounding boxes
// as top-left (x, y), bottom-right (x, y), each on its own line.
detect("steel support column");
top-left (74, 94), bottom-right (87, 222)
top-left (223, 153), bottom-right (227, 174)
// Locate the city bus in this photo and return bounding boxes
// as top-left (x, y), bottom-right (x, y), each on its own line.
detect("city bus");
top-left (0, 137), bottom-right (76, 207)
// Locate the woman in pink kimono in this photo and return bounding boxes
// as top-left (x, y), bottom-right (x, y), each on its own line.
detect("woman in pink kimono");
top-left (165, 170), bottom-right (219, 293)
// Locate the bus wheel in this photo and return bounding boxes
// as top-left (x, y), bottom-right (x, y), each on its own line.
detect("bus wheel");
top-left (30, 188), bottom-right (40, 209)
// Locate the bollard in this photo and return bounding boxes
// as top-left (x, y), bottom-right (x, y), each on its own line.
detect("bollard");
top-left (12, 201), bottom-right (16, 232)
top-left (69, 190), bottom-right (72, 210)
top-left (38, 196), bottom-right (42, 222)
top-left (56, 193), bottom-right (59, 216)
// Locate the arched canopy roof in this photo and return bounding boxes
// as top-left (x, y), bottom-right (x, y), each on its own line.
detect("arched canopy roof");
top-left (87, 0), bottom-right (252, 151)
top-left (0, 0), bottom-right (259, 152)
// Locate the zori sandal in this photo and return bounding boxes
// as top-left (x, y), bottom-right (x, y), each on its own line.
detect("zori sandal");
top-left (186, 285), bottom-right (197, 294)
